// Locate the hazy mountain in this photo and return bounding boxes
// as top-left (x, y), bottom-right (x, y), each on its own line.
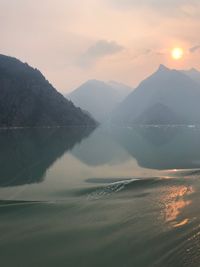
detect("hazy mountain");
top-left (107, 80), bottom-right (132, 97)
top-left (0, 54), bottom-right (96, 127)
top-left (112, 65), bottom-right (200, 125)
top-left (68, 79), bottom-right (131, 122)
top-left (181, 68), bottom-right (200, 84)
top-left (135, 103), bottom-right (185, 125)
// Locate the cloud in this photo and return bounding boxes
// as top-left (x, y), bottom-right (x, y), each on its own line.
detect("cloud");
top-left (156, 52), bottom-right (165, 56)
top-left (190, 45), bottom-right (200, 53)
top-left (78, 40), bottom-right (124, 67)
top-left (143, 49), bottom-right (151, 55)
top-left (109, 0), bottom-right (197, 8)
top-left (108, 0), bottom-right (199, 16)
top-left (131, 49), bottom-right (152, 60)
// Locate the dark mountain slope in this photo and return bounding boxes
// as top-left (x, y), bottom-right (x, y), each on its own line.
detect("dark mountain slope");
top-left (0, 54), bottom-right (96, 127)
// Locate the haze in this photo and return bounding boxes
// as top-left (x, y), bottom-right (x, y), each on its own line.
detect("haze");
top-left (1, 0), bottom-right (200, 93)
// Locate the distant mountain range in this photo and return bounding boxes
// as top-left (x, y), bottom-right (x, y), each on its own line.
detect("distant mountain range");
top-left (0, 54), bottom-right (96, 127)
top-left (2, 53), bottom-right (200, 126)
top-left (112, 65), bottom-right (200, 125)
top-left (67, 79), bottom-right (131, 122)
top-left (181, 68), bottom-right (200, 84)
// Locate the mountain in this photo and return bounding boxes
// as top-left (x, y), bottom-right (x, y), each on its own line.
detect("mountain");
top-left (112, 65), bottom-right (200, 125)
top-left (135, 103), bottom-right (185, 125)
top-left (0, 54), bottom-right (96, 127)
top-left (68, 79), bottom-right (131, 122)
top-left (107, 80), bottom-right (132, 97)
top-left (181, 68), bottom-right (200, 84)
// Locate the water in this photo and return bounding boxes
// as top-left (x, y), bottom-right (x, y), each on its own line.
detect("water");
top-left (1, 126), bottom-right (200, 266)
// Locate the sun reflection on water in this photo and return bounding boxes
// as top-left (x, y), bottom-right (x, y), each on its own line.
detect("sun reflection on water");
top-left (161, 185), bottom-right (194, 228)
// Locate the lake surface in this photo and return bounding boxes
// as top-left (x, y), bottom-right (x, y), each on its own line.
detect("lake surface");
top-left (1, 125), bottom-right (200, 266)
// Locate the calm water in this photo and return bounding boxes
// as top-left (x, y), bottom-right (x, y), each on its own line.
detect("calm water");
top-left (1, 126), bottom-right (200, 266)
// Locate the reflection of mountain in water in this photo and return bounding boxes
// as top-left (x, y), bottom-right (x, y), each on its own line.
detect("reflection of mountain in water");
top-left (112, 126), bottom-right (200, 170)
top-left (72, 127), bottom-right (130, 166)
top-left (0, 127), bottom-right (94, 187)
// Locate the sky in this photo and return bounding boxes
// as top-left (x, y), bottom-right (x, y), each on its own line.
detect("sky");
top-left (1, 0), bottom-right (200, 93)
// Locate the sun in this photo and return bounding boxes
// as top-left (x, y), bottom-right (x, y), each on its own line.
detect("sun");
top-left (171, 47), bottom-right (184, 60)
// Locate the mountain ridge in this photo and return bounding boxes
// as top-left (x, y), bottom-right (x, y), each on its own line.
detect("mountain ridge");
top-left (0, 54), bottom-right (97, 127)
top-left (111, 64), bottom-right (200, 125)
top-left (68, 79), bottom-right (131, 122)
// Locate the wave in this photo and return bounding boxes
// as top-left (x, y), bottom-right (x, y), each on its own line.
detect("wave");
top-left (0, 200), bottom-right (44, 207)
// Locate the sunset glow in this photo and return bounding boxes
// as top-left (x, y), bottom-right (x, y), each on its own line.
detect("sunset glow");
top-left (171, 48), bottom-right (184, 60)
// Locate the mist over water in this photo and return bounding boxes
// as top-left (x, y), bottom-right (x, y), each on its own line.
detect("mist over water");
top-left (1, 126), bottom-right (200, 266)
